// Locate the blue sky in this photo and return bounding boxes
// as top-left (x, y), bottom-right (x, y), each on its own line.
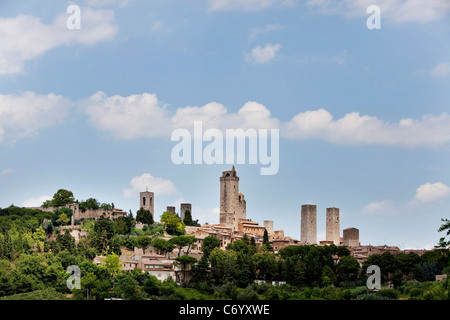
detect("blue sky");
top-left (1, 0), bottom-right (450, 250)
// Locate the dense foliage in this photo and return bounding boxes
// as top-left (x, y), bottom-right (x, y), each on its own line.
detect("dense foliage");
top-left (0, 204), bottom-right (449, 300)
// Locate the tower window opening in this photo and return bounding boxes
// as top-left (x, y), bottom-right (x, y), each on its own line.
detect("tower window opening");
top-left (143, 197), bottom-right (146, 206)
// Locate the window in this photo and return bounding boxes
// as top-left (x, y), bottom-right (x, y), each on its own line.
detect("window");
top-left (143, 197), bottom-right (146, 206)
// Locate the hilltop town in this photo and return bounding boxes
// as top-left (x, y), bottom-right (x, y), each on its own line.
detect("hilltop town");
top-left (27, 166), bottom-right (430, 282)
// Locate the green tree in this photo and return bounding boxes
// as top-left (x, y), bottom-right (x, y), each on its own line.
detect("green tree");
top-left (321, 265), bottom-right (337, 287)
top-left (152, 238), bottom-right (174, 257)
top-left (175, 255), bottom-right (198, 284)
top-left (134, 236), bottom-right (153, 253)
top-left (209, 247), bottom-right (238, 284)
top-left (103, 253), bottom-right (121, 278)
top-left (262, 229), bottom-right (273, 251)
top-left (437, 218), bottom-right (450, 249)
top-left (79, 198), bottom-right (100, 211)
top-left (160, 211), bottom-right (185, 235)
top-left (182, 210), bottom-right (200, 227)
top-left (169, 235), bottom-right (196, 257)
top-left (43, 189), bottom-right (75, 208)
top-left (254, 252), bottom-right (278, 280)
top-left (337, 255), bottom-right (360, 283)
top-left (136, 207), bottom-right (154, 225)
top-left (201, 236), bottom-right (221, 259)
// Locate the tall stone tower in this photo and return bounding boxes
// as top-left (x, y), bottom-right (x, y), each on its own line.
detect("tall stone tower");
top-left (140, 190), bottom-right (154, 220)
top-left (220, 166), bottom-right (245, 231)
top-left (180, 203), bottom-right (191, 222)
top-left (301, 204), bottom-right (317, 245)
top-left (326, 207), bottom-right (340, 246)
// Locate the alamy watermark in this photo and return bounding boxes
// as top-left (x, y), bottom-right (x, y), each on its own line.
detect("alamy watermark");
top-left (367, 5), bottom-right (381, 30)
top-left (171, 121), bottom-right (279, 175)
top-left (66, 265), bottom-right (81, 290)
top-left (66, 4), bottom-right (81, 30)
top-left (366, 265), bottom-right (381, 290)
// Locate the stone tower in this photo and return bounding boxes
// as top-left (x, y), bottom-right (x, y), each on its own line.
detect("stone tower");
top-left (166, 206), bottom-right (176, 214)
top-left (180, 203), bottom-right (192, 222)
top-left (140, 190), bottom-right (154, 220)
top-left (219, 166), bottom-right (245, 231)
top-left (326, 207), bottom-right (340, 246)
top-left (264, 220), bottom-right (274, 234)
top-left (343, 228), bottom-right (359, 247)
top-left (301, 204), bottom-right (317, 245)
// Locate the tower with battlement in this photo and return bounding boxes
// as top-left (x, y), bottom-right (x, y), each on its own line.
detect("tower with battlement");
top-left (220, 166), bottom-right (246, 231)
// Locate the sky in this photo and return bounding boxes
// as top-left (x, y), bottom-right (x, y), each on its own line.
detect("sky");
top-left (1, 0), bottom-right (450, 250)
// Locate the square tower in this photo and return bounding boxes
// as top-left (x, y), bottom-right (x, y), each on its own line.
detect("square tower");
top-left (301, 204), bottom-right (317, 245)
top-left (326, 207), bottom-right (340, 246)
top-left (180, 203), bottom-right (192, 222)
top-left (140, 191), bottom-right (154, 219)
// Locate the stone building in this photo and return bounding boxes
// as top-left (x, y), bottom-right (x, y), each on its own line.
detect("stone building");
top-left (166, 206), bottom-right (176, 214)
top-left (301, 204), bottom-right (317, 245)
top-left (219, 166), bottom-right (246, 231)
top-left (343, 227), bottom-right (360, 247)
top-left (264, 220), bottom-right (274, 235)
top-left (180, 203), bottom-right (192, 222)
top-left (140, 190), bottom-right (154, 220)
top-left (326, 207), bottom-right (340, 246)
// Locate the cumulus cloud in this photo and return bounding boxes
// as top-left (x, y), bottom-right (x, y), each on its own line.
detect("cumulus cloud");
top-left (412, 182), bottom-right (450, 203)
top-left (0, 92), bottom-right (71, 144)
top-left (0, 8), bottom-right (118, 75)
top-left (82, 91), bottom-right (450, 149)
top-left (82, 91), bottom-right (171, 139)
top-left (283, 109), bottom-right (450, 148)
top-left (22, 195), bottom-right (52, 208)
top-left (246, 43), bottom-right (282, 64)
top-left (123, 173), bottom-right (178, 198)
top-left (83, 91), bottom-right (280, 139)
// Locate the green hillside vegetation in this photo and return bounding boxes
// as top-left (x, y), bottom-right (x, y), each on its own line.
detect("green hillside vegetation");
top-left (0, 203), bottom-right (449, 300)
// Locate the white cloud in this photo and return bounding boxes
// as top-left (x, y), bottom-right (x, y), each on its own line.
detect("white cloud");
top-left (123, 173), bottom-right (178, 198)
top-left (283, 109), bottom-right (450, 148)
top-left (207, 0), bottom-right (295, 11)
top-left (83, 91), bottom-right (450, 149)
top-left (246, 43), bottom-right (282, 65)
top-left (1, 168), bottom-right (15, 176)
top-left (361, 200), bottom-right (396, 215)
top-left (0, 92), bottom-right (71, 144)
top-left (306, 0), bottom-right (450, 24)
top-left (82, 91), bottom-right (171, 140)
top-left (431, 62), bottom-right (450, 77)
top-left (412, 182), bottom-right (450, 203)
top-left (22, 195), bottom-right (52, 208)
top-left (0, 8), bottom-right (118, 75)
top-left (83, 91), bottom-right (279, 139)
